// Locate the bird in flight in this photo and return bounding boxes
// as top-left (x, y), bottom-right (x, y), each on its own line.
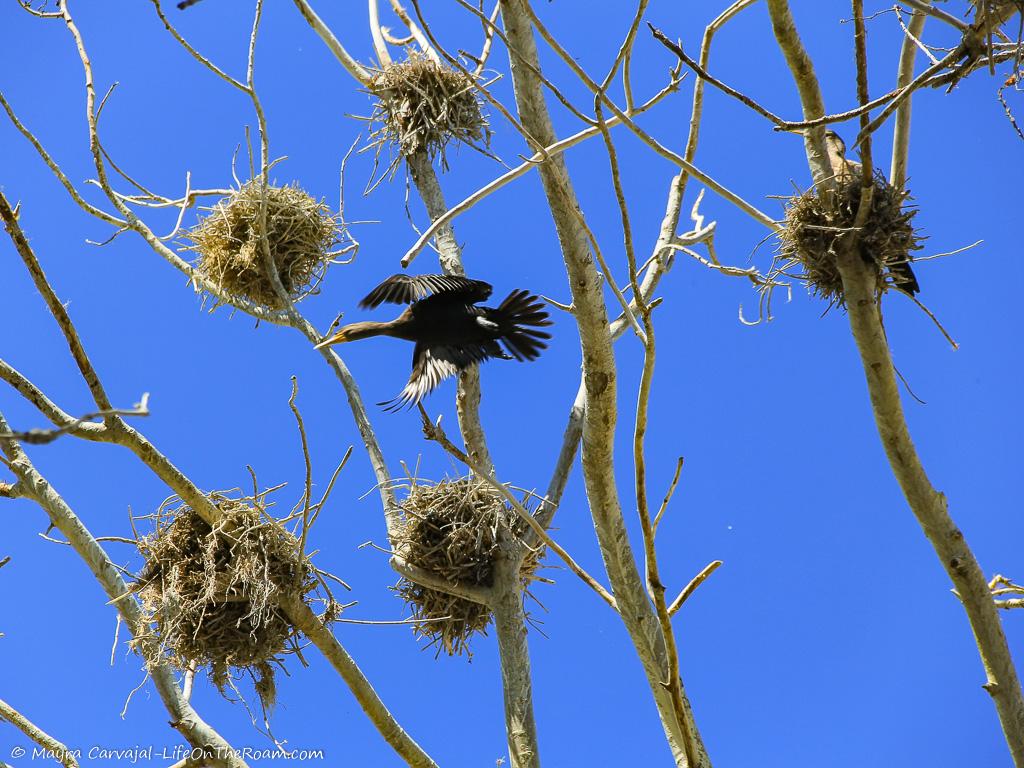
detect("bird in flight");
top-left (824, 130), bottom-right (920, 296)
top-left (315, 274), bottom-right (552, 410)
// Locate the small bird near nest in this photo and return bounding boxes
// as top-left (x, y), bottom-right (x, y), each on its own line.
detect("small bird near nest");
top-left (824, 130), bottom-right (920, 295)
top-left (315, 274), bottom-right (552, 410)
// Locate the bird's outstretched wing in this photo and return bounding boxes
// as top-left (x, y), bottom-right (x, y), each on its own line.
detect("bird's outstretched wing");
top-left (359, 274), bottom-right (492, 309)
top-left (380, 341), bottom-right (500, 411)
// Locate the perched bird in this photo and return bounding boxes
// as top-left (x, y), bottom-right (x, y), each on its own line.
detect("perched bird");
top-left (315, 274), bottom-right (552, 410)
top-left (823, 130), bottom-right (920, 295)
top-left (824, 129), bottom-right (861, 183)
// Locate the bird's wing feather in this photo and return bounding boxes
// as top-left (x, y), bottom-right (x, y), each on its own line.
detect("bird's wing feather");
top-left (359, 274), bottom-right (493, 309)
top-left (380, 342), bottom-right (497, 411)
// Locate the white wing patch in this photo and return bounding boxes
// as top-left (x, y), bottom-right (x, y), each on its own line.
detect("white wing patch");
top-left (475, 316), bottom-right (500, 331)
top-left (382, 347), bottom-right (463, 411)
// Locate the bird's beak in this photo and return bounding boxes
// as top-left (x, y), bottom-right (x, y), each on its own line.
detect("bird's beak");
top-left (314, 329), bottom-right (351, 349)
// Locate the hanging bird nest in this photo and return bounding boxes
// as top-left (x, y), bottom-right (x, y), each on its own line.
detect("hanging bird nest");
top-left (775, 172), bottom-right (924, 306)
top-left (133, 492), bottom-right (330, 710)
top-left (367, 53), bottom-right (490, 170)
top-left (393, 477), bottom-right (543, 657)
top-left (184, 180), bottom-right (342, 309)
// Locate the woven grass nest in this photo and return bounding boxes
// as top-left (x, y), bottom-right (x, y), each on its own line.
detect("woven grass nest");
top-left (184, 180), bottom-right (341, 309)
top-left (368, 54), bottom-right (490, 169)
top-left (133, 493), bottom-right (324, 709)
top-left (777, 172), bottom-right (924, 306)
top-left (394, 477), bottom-right (543, 657)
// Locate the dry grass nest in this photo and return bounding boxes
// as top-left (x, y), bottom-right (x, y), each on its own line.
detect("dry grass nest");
top-left (394, 477), bottom-right (544, 657)
top-left (133, 493), bottom-right (333, 709)
top-left (367, 54), bottom-right (491, 170)
top-left (184, 180), bottom-right (342, 309)
top-left (776, 172), bottom-right (924, 306)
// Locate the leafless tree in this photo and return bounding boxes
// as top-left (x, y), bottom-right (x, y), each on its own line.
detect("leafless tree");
top-left (2, 1), bottom-right (1023, 766)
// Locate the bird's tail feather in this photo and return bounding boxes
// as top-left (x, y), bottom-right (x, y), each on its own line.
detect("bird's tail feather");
top-left (889, 259), bottom-right (920, 295)
top-left (497, 289), bottom-right (552, 361)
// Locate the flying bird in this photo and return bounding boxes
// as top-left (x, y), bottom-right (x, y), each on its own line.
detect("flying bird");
top-left (315, 274), bottom-right (552, 410)
top-left (824, 130), bottom-right (920, 295)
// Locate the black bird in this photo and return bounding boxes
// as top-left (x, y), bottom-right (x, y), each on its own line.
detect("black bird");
top-left (315, 274), bottom-right (552, 410)
top-left (824, 130), bottom-right (920, 295)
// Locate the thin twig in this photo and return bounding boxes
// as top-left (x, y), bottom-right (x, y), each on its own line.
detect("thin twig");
top-left (0, 92), bottom-right (125, 227)
top-left (649, 25), bottom-right (788, 127)
top-left (667, 561), bottom-right (723, 616)
top-left (150, 0), bottom-right (247, 90)
top-left (653, 457), bottom-right (685, 532)
top-left (401, 79), bottom-right (680, 267)
top-left (288, 378), bottom-right (314, 563)
top-left (854, 49), bottom-right (960, 148)
top-left (523, 3), bottom-right (777, 231)
top-left (419, 408), bottom-right (618, 611)
top-left (0, 190), bottom-right (115, 411)
top-left (0, 396), bottom-right (150, 445)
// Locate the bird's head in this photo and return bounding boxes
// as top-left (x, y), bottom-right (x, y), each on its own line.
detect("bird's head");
top-left (824, 130), bottom-right (846, 158)
top-left (314, 327), bottom-right (356, 348)
top-left (314, 321), bottom-right (387, 348)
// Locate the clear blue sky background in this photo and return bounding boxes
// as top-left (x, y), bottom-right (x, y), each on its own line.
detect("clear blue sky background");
top-left (2, 2), bottom-right (1021, 766)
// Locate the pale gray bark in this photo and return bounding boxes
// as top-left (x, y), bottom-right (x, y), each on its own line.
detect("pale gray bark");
top-left (0, 191), bottom-right (438, 768)
top-left (838, 252), bottom-right (1024, 765)
top-left (496, 2), bottom-right (706, 764)
top-left (0, 698), bottom-right (79, 768)
top-left (0, 412), bottom-right (248, 768)
top-left (766, 3), bottom-right (1024, 763)
top-left (890, 3), bottom-right (930, 189)
top-left (406, 150), bottom-right (495, 475)
top-left (490, 545), bottom-right (540, 768)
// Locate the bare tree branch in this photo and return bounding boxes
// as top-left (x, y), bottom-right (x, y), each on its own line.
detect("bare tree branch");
top-left (0, 191), bottom-right (114, 411)
top-left (595, 98), bottom-right (698, 768)
top-left (0, 395), bottom-right (149, 445)
top-left (520, 3), bottom-right (776, 232)
top-left (648, 25), bottom-right (788, 128)
top-left (291, 0), bottom-right (373, 84)
top-left (0, 698), bottom-right (79, 768)
top-left (891, 3), bottom-right (931, 189)
top-left (400, 77), bottom-right (681, 268)
top-left (766, 2), bottom-right (1024, 762)
top-left (279, 596), bottom-right (440, 768)
top-left (490, 546), bottom-right (540, 768)
top-left (765, 0), bottom-right (831, 185)
top-left (0, 412), bottom-right (250, 768)
top-left (668, 561), bottom-right (723, 617)
top-left (496, 1), bottom-right (708, 763)
top-left (420, 410), bottom-right (617, 611)
top-left (0, 193), bottom-right (439, 768)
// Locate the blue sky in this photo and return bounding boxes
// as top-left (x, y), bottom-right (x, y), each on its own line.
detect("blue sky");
top-left (1, 2), bottom-right (1021, 766)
